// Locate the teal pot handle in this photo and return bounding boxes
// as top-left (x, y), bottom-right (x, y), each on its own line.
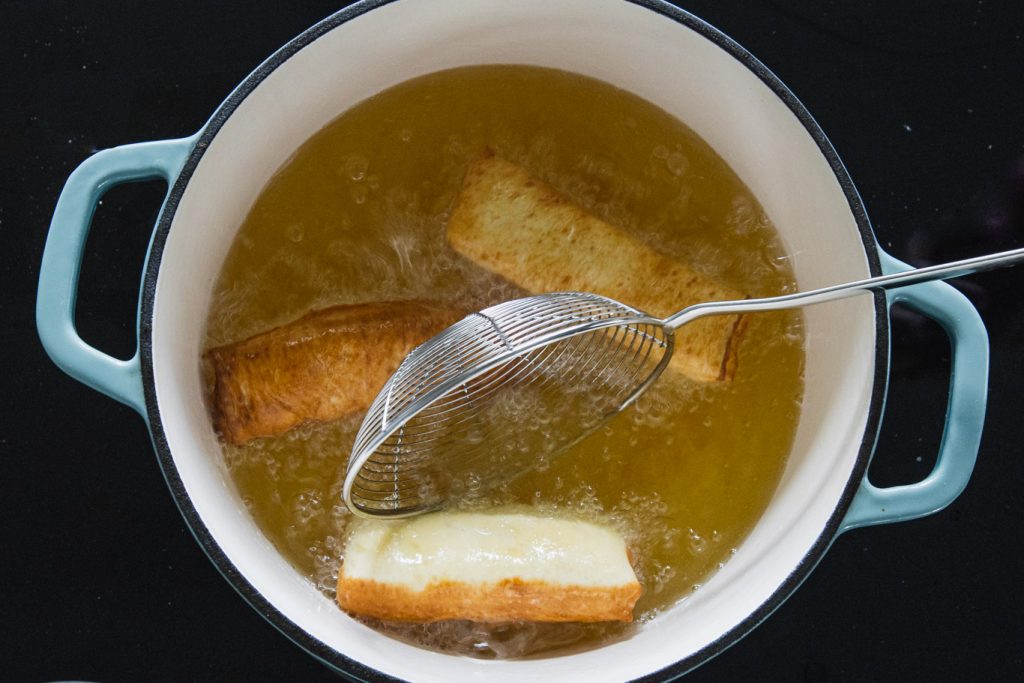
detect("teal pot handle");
top-left (841, 250), bottom-right (989, 532)
top-left (36, 137), bottom-right (196, 418)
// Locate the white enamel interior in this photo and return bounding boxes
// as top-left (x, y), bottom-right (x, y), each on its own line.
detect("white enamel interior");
top-left (151, 0), bottom-right (877, 681)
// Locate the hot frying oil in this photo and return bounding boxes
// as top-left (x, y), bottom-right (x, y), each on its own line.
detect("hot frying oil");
top-left (205, 65), bottom-right (805, 658)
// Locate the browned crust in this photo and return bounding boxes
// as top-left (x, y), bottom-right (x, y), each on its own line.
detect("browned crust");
top-left (204, 301), bottom-right (461, 444)
top-left (447, 155), bottom-right (748, 383)
top-left (336, 576), bottom-right (642, 623)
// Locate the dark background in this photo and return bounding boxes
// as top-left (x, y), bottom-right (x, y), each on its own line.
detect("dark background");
top-left (2, 1), bottom-right (1023, 681)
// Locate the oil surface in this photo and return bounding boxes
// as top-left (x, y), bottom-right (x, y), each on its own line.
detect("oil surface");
top-left (204, 65), bottom-right (805, 658)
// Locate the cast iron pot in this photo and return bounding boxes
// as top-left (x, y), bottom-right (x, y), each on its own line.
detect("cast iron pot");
top-left (36, 1), bottom-right (989, 681)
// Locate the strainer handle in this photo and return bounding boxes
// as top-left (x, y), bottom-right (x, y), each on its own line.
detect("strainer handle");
top-left (664, 246), bottom-right (1024, 330)
top-left (840, 251), bottom-right (989, 532)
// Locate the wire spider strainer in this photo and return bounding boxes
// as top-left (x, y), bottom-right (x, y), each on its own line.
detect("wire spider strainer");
top-left (343, 247), bottom-right (1024, 518)
top-left (342, 292), bottom-right (671, 518)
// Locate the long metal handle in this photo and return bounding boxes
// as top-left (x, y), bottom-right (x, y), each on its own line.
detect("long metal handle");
top-left (664, 246), bottom-right (1024, 330)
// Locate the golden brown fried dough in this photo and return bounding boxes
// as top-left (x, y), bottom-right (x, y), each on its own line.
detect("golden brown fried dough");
top-left (447, 155), bottom-right (747, 382)
top-left (205, 301), bottom-right (461, 444)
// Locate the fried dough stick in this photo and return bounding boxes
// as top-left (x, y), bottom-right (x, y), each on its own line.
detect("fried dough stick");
top-left (337, 510), bottom-right (642, 622)
top-left (447, 156), bottom-right (748, 382)
top-left (206, 301), bottom-right (461, 444)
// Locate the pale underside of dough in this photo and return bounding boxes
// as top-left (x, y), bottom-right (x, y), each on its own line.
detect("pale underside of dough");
top-left (336, 511), bottom-right (642, 623)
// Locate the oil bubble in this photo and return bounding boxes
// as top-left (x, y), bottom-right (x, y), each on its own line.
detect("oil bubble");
top-left (345, 154), bottom-right (368, 182)
top-left (666, 151), bottom-right (689, 176)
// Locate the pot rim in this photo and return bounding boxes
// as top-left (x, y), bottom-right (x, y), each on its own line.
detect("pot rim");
top-left (137, 0), bottom-right (889, 680)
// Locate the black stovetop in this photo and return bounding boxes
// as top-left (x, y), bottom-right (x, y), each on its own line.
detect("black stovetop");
top-left (2, 2), bottom-right (1022, 681)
